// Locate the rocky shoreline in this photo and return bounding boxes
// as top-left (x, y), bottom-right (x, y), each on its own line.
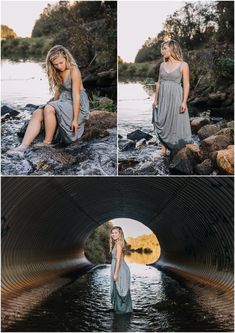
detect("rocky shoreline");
top-left (118, 117), bottom-right (234, 175)
top-left (1, 105), bottom-right (117, 175)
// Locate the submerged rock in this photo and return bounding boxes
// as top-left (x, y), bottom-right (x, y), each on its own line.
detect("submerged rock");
top-left (169, 147), bottom-right (196, 175)
top-left (118, 139), bottom-right (136, 151)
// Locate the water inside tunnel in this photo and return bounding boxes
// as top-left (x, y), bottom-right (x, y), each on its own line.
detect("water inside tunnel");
top-left (1, 176), bottom-right (234, 331)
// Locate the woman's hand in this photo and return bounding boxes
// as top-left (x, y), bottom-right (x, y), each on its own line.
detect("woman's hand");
top-left (71, 119), bottom-right (78, 133)
top-left (180, 101), bottom-right (187, 113)
top-left (113, 273), bottom-right (119, 282)
top-left (152, 101), bottom-right (158, 109)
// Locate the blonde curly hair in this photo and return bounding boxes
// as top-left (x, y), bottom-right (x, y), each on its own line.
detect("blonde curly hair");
top-left (109, 226), bottom-right (128, 254)
top-left (45, 45), bottom-right (77, 93)
top-left (161, 40), bottom-right (183, 62)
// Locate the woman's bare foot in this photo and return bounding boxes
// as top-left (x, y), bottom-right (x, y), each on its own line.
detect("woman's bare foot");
top-left (33, 140), bottom-right (52, 147)
top-left (159, 145), bottom-right (167, 156)
top-left (7, 144), bottom-right (29, 157)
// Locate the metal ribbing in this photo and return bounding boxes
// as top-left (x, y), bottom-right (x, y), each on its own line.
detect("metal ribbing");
top-left (1, 177), bottom-right (234, 298)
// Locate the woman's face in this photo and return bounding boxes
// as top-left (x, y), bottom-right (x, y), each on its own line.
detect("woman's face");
top-left (111, 229), bottom-right (121, 241)
top-left (51, 54), bottom-right (67, 72)
top-left (161, 44), bottom-right (171, 59)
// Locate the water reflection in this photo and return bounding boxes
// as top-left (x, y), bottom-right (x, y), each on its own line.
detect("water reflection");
top-left (5, 265), bottom-right (233, 332)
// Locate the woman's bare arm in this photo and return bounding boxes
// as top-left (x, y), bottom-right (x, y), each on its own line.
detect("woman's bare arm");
top-left (71, 67), bottom-right (82, 131)
top-left (113, 242), bottom-right (122, 282)
top-left (152, 63), bottom-right (163, 107)
top-left (181, 62), bottom-right (190, 112)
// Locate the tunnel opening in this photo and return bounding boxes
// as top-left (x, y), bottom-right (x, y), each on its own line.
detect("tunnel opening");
top-left (1, 177), bottom-right (234, 332)
top-left (84, 218), bottom-right (161, 265)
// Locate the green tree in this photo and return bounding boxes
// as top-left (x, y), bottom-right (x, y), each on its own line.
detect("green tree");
top-left (84, 220), bottom-right (113, 264)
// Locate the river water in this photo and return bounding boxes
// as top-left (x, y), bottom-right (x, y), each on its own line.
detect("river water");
top-left (5, 264), bottom-right (233, 332)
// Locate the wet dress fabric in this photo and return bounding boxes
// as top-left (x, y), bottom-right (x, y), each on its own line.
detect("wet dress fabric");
top-left (38, 71), bottom-right (90, 144)
top-left (153, 61), bottom-right (192, 151)
top-left (111, 247), bottom-right (133, 314)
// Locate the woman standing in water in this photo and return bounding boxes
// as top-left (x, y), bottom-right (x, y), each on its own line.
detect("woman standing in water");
top-left (8, 45), bottom-right (89, 156)
top-left (110, 226), bottom-right (133, 314)
top-left (152, 40), bottom-right (192, 156)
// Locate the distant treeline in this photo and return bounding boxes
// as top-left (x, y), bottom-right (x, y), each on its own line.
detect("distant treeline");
top-left (1, 1), bottom-right (117, 70)
top-left (134, 1), bottom-right (233, 63)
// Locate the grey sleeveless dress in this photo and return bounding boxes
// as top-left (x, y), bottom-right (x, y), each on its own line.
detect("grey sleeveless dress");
top-left (111, 247), bottom-right (133, 313)
top-left (39, 71), bottom-right (90, 144)
top-left (154, 62), bottom-right (192, 150)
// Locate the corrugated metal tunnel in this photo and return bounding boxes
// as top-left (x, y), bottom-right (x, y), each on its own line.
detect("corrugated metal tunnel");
top-left (1, 177), bottom-right (234, 320)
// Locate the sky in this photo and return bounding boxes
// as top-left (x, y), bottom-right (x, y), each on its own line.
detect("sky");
top-left (112, 218), bottom-right (153, 238)
top-left (118, 1), bottom-right (185, 62)
top-left (1, 1), bottom-right (57, 37)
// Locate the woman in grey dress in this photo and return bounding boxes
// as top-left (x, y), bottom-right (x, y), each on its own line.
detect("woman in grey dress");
top-left (152, 40), bottom-right (192, 156)
top-left (110, 226), bottom-right (133, 314)
top-left (8, 45), bottom-right (89, 155)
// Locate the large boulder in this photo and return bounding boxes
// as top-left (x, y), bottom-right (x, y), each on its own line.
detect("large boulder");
top-left (216, 146), bottom-right (234, 175)
top-left (215, 128), bottom-right (234, 143)
top-left (201, 135), bottom-right (231, 154)
top-left (195, 159), bottom-right (214, 175)
top-left (197, 125), bottom-right (219, 140)
top-left (169, 146), bottom-right (197, 175)
top-left (190, 117), bottom-right (210, 134)
top-left (1, 105), bottom-right (20, 119)
top-left (127, 130), bottom-right (152, 142)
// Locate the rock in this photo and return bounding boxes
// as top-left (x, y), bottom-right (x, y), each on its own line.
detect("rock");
top-left (17, 120), bottom-right (30, 138)
top-left (118, 134), bottom-right (123, 139)
top-left (76, 111), bottom-right (116, 141)
top-left (169, 147), bottom-right (196, 175)
top-left (197, 125), bottom-right (219, 140)
top-left (195, 159), bottom-right (214, 175)
top-left (215, 128), bottom-right (234, 142)
top-left (118, 139), bottom-right (136, 151)
top-left (227, 121), bottom-right (234, 129)
top-left (189, 97), bottom-right (208, 107)
top-left (135, 161), bottom-right (156, 174)
top-left (190, 117), bottom-right (210, 134)
top-left (201, 135), bottom-right (230, 153)
top-left (216, 147), bottom-right (234, 175)
top-left (118, 158), bottom-right (139, 172)
top-left (127, 129), bottom-right (152, 141)
top-left (136, 138), bottom-right (147, 149)
top-left (185, 144), bottom-right (203, 162)
top-left (1, 105), bottom-right (20, 118)
top-left (25, 104), bottom-right (40, 110)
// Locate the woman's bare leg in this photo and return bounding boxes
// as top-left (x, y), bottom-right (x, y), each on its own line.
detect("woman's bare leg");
top-left (43, 105), bottom-right (57, 143)
top-left (21, 108), bottom-right (44, 147)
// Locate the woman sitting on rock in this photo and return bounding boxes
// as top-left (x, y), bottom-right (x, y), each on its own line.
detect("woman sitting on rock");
top-left (152, 40), bottom-right (192, 156)
top-left (8, 45), bottom-right (89, 156)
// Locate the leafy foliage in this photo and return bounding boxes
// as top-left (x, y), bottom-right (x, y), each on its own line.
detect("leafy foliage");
top-left (135, 1), bottom-right (234, 63)
top-left (84, 221), bottom-right (113, 264)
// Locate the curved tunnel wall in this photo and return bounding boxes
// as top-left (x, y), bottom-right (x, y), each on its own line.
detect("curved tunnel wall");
top-left (1, 177), bottom-right (234, 298)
